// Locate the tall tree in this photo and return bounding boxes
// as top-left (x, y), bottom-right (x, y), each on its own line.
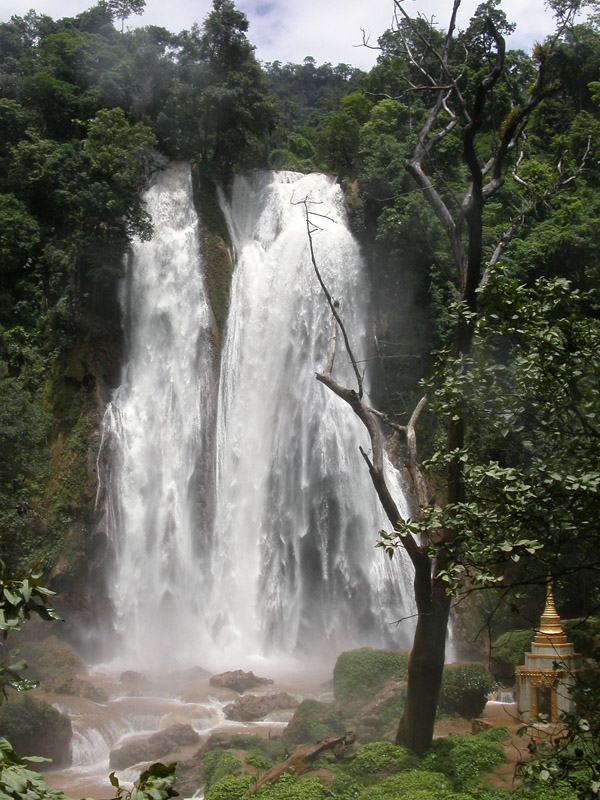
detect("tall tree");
top-left (312, 0), bottom-right (594, 756)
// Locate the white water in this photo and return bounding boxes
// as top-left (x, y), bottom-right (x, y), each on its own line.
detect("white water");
top-left (98, 163), bottom-right (216, 670)
top-left (98, 166), bottom-right (415, 673)
top-left (210, 172), bottom-right (414, 663)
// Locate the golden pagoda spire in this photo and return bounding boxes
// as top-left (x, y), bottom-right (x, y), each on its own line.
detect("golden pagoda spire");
top-left (534, 576), bottom-right (568, 645)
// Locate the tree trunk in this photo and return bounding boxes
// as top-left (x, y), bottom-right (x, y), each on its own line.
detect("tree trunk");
top-left (395, 552), bottom-right (451, 755)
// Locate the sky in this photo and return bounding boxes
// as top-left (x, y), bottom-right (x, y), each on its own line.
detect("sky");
top-left (0, 0), bottom-right (564, 70)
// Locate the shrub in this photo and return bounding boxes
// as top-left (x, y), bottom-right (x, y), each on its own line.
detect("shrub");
top-left (439, 663), bottom-right (498, 719)
top-left (464, 781), bottom-right (511, 800)
top-left (341, 741), bottom-right (418, 781)
top-left (327, 772), bottom-right (363, 799)
top-left (333, 649), bottom-right (410, 705)
top-left (226, 733), bottom-right (284, 762)
top-left (514, 782), bottom-right (577, 800)
top-left (564, 617), bottom-right (600, 658)
top-left (255, 773), bottom-right (329, 799)
top-left (202, 749), bottom-right (241, 789)
top-left (282, 700), bottom-right (344, 748)
top-left (205, 774), bottom-right (253, 800)
top-left (245, 750), bottom-right (273, 771)
top-left (491, 630), bottom-right (535, 682)
top-left (358, 769), bottom-right (456, 799)
top-left (422, 735), bottom-right (505, 785)
top-left (480, 726), bottom-right (510, 744)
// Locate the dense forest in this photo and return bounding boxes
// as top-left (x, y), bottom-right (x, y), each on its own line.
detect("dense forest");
top-left (0, 0), bottom-right (599, 796)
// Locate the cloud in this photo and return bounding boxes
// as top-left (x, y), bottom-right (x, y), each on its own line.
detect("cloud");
top-left (0, 0), bottom-right (563, 69)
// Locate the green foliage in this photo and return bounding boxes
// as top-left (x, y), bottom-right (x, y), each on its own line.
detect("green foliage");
top-left (0, 564), bottom-right (57, 638)
top-left (439, 663), bottom-right (498, 719)
top-left (223, 734), bottom-right (284, 763)
top-left (341, 741), bottom-right (418, 781)
top-left (480, 726), bottom-right (510, 744)
top-left (204, 774), bottom-right (253, 800)
top-left (202, 749), bottom-right (241, 790)
top-left (422, 735), bottom-right (505, 786)
top-left (514, 782), bottom-right (577, 800)
top-left (358, 769), bottom-right (460, 800)
top-left (333, 649), bottom-right (409, 706)
top-left (254, 773), bottom-right (329, 800)
top-left (0, 194), bottom-right (40, 276)
top-left (245, 750), bottom-right (273, 771)
top-left (282, 700), bottom-right (345, 748)
top-left (388, 274), bottom-right (600, 616)
top-left (491, 630), bottom-right (536, 681)
top-left (0, 736), bottom-right (68, 800)
top-left (563, 617), bottom-right (600, 658)
top-left (110, 762), bottom-right (179, 800)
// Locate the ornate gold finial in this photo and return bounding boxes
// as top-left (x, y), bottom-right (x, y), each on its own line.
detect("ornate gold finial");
top-left (534, 576), bottom-right (568, 645)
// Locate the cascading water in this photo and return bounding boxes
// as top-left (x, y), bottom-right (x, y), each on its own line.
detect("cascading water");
top-left (99, 166), bottom-right (415, 672)
top-left (210, 172), bottom-right (414, 663)
top-left (98, 163), bottom-right (216, 669)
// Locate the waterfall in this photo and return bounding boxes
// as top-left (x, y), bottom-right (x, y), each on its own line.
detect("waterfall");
top-left (99, 163), bottom-right (216, 670)
top-left (99, 166), bottom-right (415, 672)
top-left (210, 171), bottom-right (414, 663)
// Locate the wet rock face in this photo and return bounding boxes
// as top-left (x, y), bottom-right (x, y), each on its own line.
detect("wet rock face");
top-left (224, 692), bottom-right (299, 721)
top-left (209, 670), bottom-right (273, 695)
top-left (109, 723), bottom-right (200, 770)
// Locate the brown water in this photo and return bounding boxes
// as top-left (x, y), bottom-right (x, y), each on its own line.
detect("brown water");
top-left (41, 666), bottom-right (330, 799)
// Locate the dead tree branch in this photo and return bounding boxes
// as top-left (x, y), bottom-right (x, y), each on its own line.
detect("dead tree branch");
top-left (299, 198), bottom-right (365, 398)
top-left (246, 733), bottom-right (356, 795)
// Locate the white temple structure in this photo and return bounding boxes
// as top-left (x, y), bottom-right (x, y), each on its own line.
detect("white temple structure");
top-left (516, 581), bottom-right (585, 722)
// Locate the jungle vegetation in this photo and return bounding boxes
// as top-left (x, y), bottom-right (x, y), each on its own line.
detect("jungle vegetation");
top-left (0, 0), bottom-right (599, 792)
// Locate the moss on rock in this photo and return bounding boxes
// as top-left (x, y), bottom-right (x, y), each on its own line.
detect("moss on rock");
top-left (192, 167), bottom-right (233, 340)
top-left (333, 649), bottom-right (410, 707)
top-left (282, 700), bottom-right (345, 749)
top-left (0, 694), bottom-right (72, 766)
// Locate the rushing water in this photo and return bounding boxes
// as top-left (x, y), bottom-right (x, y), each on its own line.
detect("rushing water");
top-left (210, 171), bottom-right (414, 662)
top-left (98, 163), bottom-right (216, 669)
top-left (98, 165), bottom-right (415, 672)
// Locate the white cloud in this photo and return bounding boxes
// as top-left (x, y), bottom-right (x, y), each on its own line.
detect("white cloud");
top-left (0, 0), bottom-right (564, 69)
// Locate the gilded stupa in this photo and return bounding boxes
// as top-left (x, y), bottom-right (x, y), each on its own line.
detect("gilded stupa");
top-left (516, 579), bottom-right (584, 722)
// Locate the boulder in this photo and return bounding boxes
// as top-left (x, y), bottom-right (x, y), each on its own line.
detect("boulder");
top-left (45, 675), bottom-right (108, 703)
top-left (348, 677), bottom-right (406, 742)
top-left (109, 723), bottom-right (200, 770)
top-left (224, 692), bottom-right (299, 721)
top-left (170, 665), bottom-right (210, 682)
top-left (282, 700), bottom-right (345, 748)
top-left (0, 695), bottom-right (72, 768)
top-left (17, 635), bottom-right (85, 684)
top-left (209, 670), bottom-right (273, 694)
top-left (120, 670), bottom-right (147, 683)
top-left (333, 648), bottom-right (410, 709)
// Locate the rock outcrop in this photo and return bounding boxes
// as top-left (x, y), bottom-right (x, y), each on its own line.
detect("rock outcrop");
top-left (109, 723), bottom-right (200, 770)
top-left (224, 692), bottom-right (299, 721)
top-left (209, 670), bottom-right (273, 694)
